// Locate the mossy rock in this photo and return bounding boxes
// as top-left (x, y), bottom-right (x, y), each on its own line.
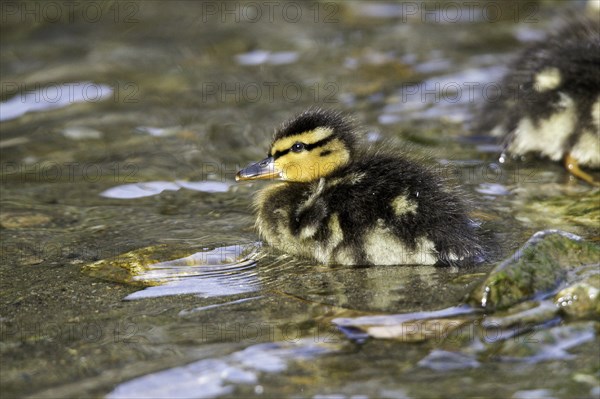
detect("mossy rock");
top-left (82, 243), bottom-right (261, 287)
top-left (82, 244), bottom-right (201, 287)
top-left (555, 266), bottom-right (600, 319)
top-left (469, 230), bottom-right (600, 311)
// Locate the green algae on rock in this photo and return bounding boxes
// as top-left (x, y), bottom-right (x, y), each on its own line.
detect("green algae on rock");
top-left (334, 231), bottom-right (599, 346)
top-left (0, 212), bottom-right (53, 229)
top-left (82, 243), bottom-right (261, 287)
top-left (555, 265), bottom-right (600, 319)
top-left (82, 244), bottom-right (198, 286)
top-left (469, 230), bottom-right (600, 311)
top-left (518, 189), bottom-right (600, 231)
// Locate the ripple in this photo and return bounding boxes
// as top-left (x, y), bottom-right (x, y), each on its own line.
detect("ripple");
top-left (333, 305), bottom-right (476, 327)
top-left (235, 50), bottom-right (299, 66)
top-left (178, 296), bottom-right (263, 317)
top-left (352, 3), bottom-right (405, 18)
top-left (475, 183), bottom-right (511, 196)
top-left (381, 65), bottom-right (507, 123)
top-left (135, 126), bottom-right (183, 137)
top-left (106, 339), bottom-right (339, 399)
top-left (125, 244), bottom-right (262, 300)
top-left (0, 82), bottom-right (113, 122)
top-left (417, 349), bottom-right (481, 371)
top-left (100, 180), bottom-right (231, 199)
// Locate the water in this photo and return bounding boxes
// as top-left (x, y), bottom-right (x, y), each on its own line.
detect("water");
top-left (1, 1), bottom-right (599, 398)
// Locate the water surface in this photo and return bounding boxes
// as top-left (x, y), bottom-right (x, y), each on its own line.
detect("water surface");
top-left (1, 1), bottom-right (598, 398)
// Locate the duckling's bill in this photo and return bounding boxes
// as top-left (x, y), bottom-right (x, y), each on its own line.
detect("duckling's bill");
top-left (236, 157), bottom-right (282, 181)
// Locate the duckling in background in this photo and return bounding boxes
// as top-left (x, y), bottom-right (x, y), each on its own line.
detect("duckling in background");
top-left (475, 18), bottom-right (600, 185)
top-left (236, 108), bottom-right (483, 266)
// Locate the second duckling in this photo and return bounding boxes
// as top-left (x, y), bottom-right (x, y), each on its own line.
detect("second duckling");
top-left (475, 18), bottom-right (599, 185)
top-left (237, 108), bottom-right (482, 266)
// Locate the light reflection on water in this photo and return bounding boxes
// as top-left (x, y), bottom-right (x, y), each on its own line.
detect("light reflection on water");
top-left (107, 339), bottom-right (340, 399)
top-left (125, 244), bottom-right (262, 300)
top-left (100, 180), bottom-right (231, 199)
top-left (0, 82), bottom-right (113, 121)
top-left (2, 1), bottom-right (598, 398)
top-left (379, 64), bottom-right (507, 124)
top-left (332, 304), bottom-right (476, 327)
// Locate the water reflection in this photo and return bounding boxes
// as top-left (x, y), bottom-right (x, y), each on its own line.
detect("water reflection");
top-left (2, 1), bottom-right (598, 397)
top-left (0, 82), bottom-right (113, 121)
top-left (100, 180), bottom-right (231, 199)
top-left (107, 339), bottom-right (340, 399)
top-left (235, 50), bottom-right (299, 66)
top-left (125, 244), bottom-right (261, 300)
top-left (379, 64), bottom-right (507, 124)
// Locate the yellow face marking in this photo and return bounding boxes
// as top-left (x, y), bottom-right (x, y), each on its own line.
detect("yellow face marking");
top-left (271, 127), bottom-right (333, 155)
top-left (270, 128), bottom-right (350, 182)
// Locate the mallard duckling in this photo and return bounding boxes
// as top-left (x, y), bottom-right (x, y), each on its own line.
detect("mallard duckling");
top-left (475, 18), bottom-right (600, 185)
top-left (236, 108), bottom-right (482, 266)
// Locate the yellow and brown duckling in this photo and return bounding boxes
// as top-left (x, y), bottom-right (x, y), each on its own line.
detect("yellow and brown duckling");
top-left (475, 18), bottom-right (600, 185)
top-left (236, 108), bottom-right (483, 266)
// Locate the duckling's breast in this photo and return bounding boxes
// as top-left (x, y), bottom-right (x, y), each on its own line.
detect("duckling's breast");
top-left (507, 92), bottom-right (578, 162)
top-left (255, 181), bottom-right (353, 264)
top-left (507, 93), bottom-right (600, 166)
top-left (254, 169), bottom-right (445, 266)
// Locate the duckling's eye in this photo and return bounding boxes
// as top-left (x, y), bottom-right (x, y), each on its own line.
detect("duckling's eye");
top-left (291, 142), bottom-right (306, 153)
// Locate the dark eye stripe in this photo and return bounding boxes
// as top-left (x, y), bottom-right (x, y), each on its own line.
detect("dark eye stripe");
top-left (272, 134), bottom-right (336, 160)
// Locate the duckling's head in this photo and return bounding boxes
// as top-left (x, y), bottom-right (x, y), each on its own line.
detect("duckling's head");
top-left (236, 108), bottom-right (358, 182)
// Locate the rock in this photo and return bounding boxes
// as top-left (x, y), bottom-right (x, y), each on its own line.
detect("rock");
top-left (367, 318), bottom-right (468, 342)
top-left (469, 230), bottom-right (600, 310)
top-left (518, 189), bottom-right (600, 231)
top-left (332, 306), bottom-right (475, 342)
top-left (82, 243), bottom-right (261, 287)
top-left (555, 265), bottom-right (600, 319)
top-left (82, 244), bottom-right (195, 286)
top-left (0, 212), bottom-right (52, 228)
top-left (481, 301), bottom-right (557, 329)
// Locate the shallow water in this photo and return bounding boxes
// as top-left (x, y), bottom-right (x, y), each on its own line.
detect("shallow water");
top-left (1, 1), bottom-right (599, 398)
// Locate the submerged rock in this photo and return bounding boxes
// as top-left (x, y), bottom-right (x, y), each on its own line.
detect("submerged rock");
top-left (334, 231), bottom-right (599, 348)
top-left (469, 230), bottom-right (599, 311)
top-left (0, 212), bottom-right (53, 229)
top-left (82, 243), bottom-right (261, 289)
top-left (518, 189), bottom-right (600, 231)
top-left (82, 244), bottom-right (195, 286)
top-left (366, 318), bottom-right (468, 342)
